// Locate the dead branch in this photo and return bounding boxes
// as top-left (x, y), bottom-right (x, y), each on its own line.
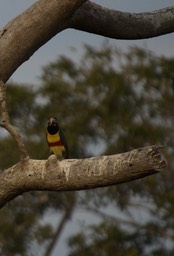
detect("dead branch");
top-left (0, 145), bottom-right (166, 209)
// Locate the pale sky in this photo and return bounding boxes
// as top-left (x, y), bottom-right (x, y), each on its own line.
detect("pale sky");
top-left (0, 0), bottom-right (174, 85)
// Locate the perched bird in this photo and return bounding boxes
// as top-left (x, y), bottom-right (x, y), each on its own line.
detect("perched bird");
top-left (47, 117), bottom-right (68, 160)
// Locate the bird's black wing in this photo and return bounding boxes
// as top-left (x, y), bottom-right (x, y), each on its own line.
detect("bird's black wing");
top-left (59, 130), bottom-right (69, 159)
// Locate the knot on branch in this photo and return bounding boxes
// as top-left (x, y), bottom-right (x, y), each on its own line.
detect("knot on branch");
top-left (46, 154), bottom-right (59, 170)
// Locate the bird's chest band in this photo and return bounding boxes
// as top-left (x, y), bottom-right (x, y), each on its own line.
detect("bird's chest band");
top-left (48, 141), bottom-right (64, 147)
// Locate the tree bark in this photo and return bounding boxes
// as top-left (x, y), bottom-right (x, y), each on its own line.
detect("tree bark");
top-left (71, 2), bottom-right (174, 40)
top-left (0, 0), bottom-right (87, 82)
top-left (0, 145), bottom-right (166, 209)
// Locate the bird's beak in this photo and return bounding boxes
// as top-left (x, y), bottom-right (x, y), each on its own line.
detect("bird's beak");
top-left (50, 117), bottom-right (55, 124)
top-left (48, 117), bottom-right (57, 125)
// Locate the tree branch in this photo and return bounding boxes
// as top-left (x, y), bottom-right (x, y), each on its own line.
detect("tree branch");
top-left (0, 1), bottom-right (174, 82)
top-left (84, 206), bottom-right (174, 240)
top-left (0, 81), bottom-right (29, 160)
top-left (0, 0), bottom-right (87, 82)
top-left (0, 145), bottom-right (166, 209)
top-left (71, 2), bottom-right (174, 40)
top-left (45, 193), bottom-right (76, 256)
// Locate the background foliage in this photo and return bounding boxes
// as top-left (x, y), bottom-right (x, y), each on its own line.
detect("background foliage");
top-left (0, 43), bottom-right (174, 255)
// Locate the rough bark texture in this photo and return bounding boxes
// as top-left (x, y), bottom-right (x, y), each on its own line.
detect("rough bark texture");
top-left (71, 2), bottom-right (174, 40)
top-left (0, 1), bottom-right (174, 82)
top-left (0, 145), bottom-right (166, 209)
top-left (0, 0), bottom-right (87, 82)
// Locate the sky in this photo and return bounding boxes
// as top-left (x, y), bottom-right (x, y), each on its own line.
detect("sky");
top-left (1, 1), bottom-right (174, 255)
top-left (0, 0), bottom-right (174, 85)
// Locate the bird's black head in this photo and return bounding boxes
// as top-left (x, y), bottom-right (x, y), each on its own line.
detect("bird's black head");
top-left (47, 117), bottom-right (59, 135)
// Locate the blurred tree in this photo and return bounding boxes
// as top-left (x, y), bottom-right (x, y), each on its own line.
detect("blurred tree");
top-left (0, 43), bottom-right (174, 255)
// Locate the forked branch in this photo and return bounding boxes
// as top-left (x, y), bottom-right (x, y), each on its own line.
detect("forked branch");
top-left (0, 81), bottom-right (29, 160)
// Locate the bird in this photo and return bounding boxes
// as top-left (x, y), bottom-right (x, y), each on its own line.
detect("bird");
top-left (46, 117), bottom-right (68, 160)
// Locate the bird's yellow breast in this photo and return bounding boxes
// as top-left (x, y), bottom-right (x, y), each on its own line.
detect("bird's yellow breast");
top-left (47, 133), bottom-right (60, 143)
top-left (47, 132), bottom-right (65, 159)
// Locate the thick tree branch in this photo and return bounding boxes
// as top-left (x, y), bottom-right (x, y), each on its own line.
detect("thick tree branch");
top-left (0, 81), bottom-right (29, 160)
top-left (71, 2), bottom-right (174, 40)
top-left (0, 0), bottom-right (87, 82)
top-left (0, 145), bottom-right (166, 209)
top-left (0, 1), bottom-right (174, 82)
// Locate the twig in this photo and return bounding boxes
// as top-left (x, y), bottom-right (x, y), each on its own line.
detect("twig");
top-left (0, 81), bottom-right (29, 161)
top-left (84, 206), bottom-right (174, 239)
top-left (44, 192), bottom-right (76, 256)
